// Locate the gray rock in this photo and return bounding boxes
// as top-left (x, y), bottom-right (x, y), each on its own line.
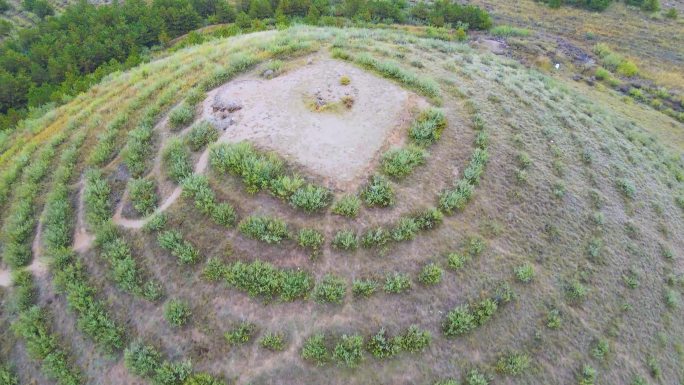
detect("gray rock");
top-left (263, 69), bottom-right (274, 78)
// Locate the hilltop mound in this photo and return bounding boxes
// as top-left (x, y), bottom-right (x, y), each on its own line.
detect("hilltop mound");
top-left (0, 26), bottom-right (683, 385)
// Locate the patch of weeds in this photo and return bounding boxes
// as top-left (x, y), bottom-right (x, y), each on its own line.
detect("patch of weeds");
top-left (224, 322), bottom-right (256, 346)
top-left (397, 325), bottom-right (431, 353)
top-left (616, 178), bottom-right (636, 199)
top-left (352, 279), bottom-right (378, 298)
top-left (465, 369), bottom-right (489, 385)
top-left (332, 194), bottom-right (361, 217)
top-left (238, 215), bottom-right (289, 244)
top-left (419, 263), bottom-right (444, 285)
top-left (578, 364), bottom-right (597, 385)
top-left (467, 236), bottom-right (486, 257)
top-left (128, 178), bottom-right (158, 216)
top-left (186, 121), bottom-right (219, 151)
top-left (447, 253), bottom-right (470, 270)
top-left (409, 108), bottom-right (447, 146)
top-left (664, 289), bottom-right (680, 309)
top-left (622, 270), bottom-right (639, 289)
top-left (565, 280), bottom-right (588, 304)
top-left (381, 146), bottom-right (427, 179)
top-left (383, 272), bottom-right (412, 294)
top-left (333, 334), bottom-right (364, 368)
top-left (312, 274), bottom-right (346, 304)
top-left (647, 355), bottom-right (660, 378)
top-left (586, 237), bottom-right (603, 261)
top-left (259, 332), bottom-right (286, 351)
top-left (591, 338), bottom-right (610, 361)
top-left (163, 299), bottom-right (191, 327)
top-left (332, 229), bottom-right (358, 251)
top-left (546, 309), bottom-right (562, 329)
top-left (297, 228), bottom-right (324, 258)
top-left (301, 333), bottom-right (329, 366)
top-left (361, 227), bottom-right (391, 249)
top-left (517, 151), bottom-right (532, 169)
top-left (552, 181), bottom-right (566, 198)
top-left (361, 175), bottom-right (395, 207)
top-left (495, 352), bottom-right (531, 376)
top-left (157, 230), bottom-right (200, 264)
top-left (514, 263), bottom-right (535, 283)
top-left (491, 25), bottom-right (531, 37)
top-left (340, 76), bottom-right (351, 85)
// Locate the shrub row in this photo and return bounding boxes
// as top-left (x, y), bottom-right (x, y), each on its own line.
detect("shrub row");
top-left (409, 108), bottom-right (447, 147)
top-left (442, 284), bottom-right (514, 337)
top-left (381, 145), bottom-right (427, 179)
top-left (2, 131), bottom-right (65, 268)
top-left (124, 340), bottom-right (225, 385)
top-left (51, 248), bottom-right (125, 353)
top-left (213, 259), bottom-right (313, 302)
top-left (181, 174), bottom-right (236, 227)
top-left (157, 230), bottom-right (201, 265)
top-left (11, 306), bottom-right (82, 385)
top-left (238, 215), bottom-right (289, 244)
top-left (128, 178), bottom-right (158, 216)
top-left (333, 50), bottom-right (440, 100)
top-left (162, 137), bottom-right (193, 183)
top-left (301, 325), bottom-right (431, 368)
top-left (439, 115), bottom-right (489, 214)
top-left (186, 121), bottom-right (219, 151)
top-left (0, 143), bottom-right (37, 208)
top-left (209, 142), bottom-right (331, 212)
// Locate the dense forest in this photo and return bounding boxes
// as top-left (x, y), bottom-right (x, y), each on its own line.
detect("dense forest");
top-left (0, 0), bottom-right (492, 131)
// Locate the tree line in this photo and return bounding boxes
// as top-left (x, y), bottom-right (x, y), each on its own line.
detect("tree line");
top-left (0, 0), bottom-right (492, 131)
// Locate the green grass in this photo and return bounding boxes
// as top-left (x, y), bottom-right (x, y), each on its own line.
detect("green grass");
top-left (332, 194), bottom-right (361, 217)
top-left (238, 215), bottom-right (289, 244)
top-left (381, 145), bottom-right (427, 179)
top-left (491, 25), bottom-right (532, 37)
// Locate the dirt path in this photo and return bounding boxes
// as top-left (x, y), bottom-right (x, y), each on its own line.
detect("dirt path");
top-left (29, 217), bottom-right (48, 278)
top-left (0, 269), bottom-right (10, 287)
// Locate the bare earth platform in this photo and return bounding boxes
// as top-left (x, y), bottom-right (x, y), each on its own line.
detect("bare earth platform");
top-left (202, 58), bottom-right (428, 190)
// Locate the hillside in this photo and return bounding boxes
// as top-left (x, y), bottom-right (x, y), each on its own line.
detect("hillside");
top-left (0, 21), bottom-right (683, 385)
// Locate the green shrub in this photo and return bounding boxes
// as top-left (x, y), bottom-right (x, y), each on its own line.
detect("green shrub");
top-left (578, 365), bottom-right (597, 385)
top-left (514, 263), bottom-right (535, 283)
top-left (181, 174), bottom-right (236, 227)
top-left (447, 253), bottom-right (470, 270)
top-left (128, 178), bottom-right (158, 216)
top-left (153, 360), bottom-right (192, 385)
top-left (391, 217), bottom-right (419, 241)
top-left (12, 270), bottom-right (36, 312)
top-left (352, 279), bottom-right (378, 298)
top-left (617, 60), bottom-right (639, 77)
top-left (617, 178), bottom-right (636, 199)
top-left (333, 334), bottom-right (364, 368)
top-left (225, 260), bottom-right (312, 301)
top-left (163, 299), bottom-right (191, 327)
top-left (631, 376), bottom-right (648, 385)
top-left (0, 365), bottom-right (18, 385)
top-left (361, 175), bottom-right (395, 207)
top-left (546, 309), bottom-right (562, 329)
top-left (443, 304), bottom-right (475, 337)
top-left (409, 108), bottom-right (447, 146)
top-left (361, 227), bottom-right (390, 249)
top-left (467, 236), bottom-right (486, 257)
top-left (665, 7), bottom-right (677, 18)
top-left (123, 119), bottom-right (154, 177)
top-left (313, 274), bottom-right (347, 304)
top-left (270, 175), bottom-right (304, 199)
top-left (381, 146), bottom-right (427, 178)
top-left (332, 194), bottom-right (361, 217)
top-left (465, 369), bottom-right (489, 385)
top-left (143, 213), bottom-right (167, 232)
top-left (496, 352), bottom-right (530, 376)
top-left (162, 137), bottom-right (193, 183)
top-left (301, 333), bottom-right (329, 366)
top-left (186, 121), bottom-right (219, 151)
top-left (473, 298), bottom-right (498, 325)
top-left (289, 184), bottom-right (331, 212)
top-left (169, 104), bottom-right (194, 129)
top-left (183, 373), bottom-right (227, 385)
top-left (647, 355), bottom-right (661, 378)
top-left (664, 289), bottom-right (680, 309)
top-left (332, 229), bottom-right (358, 250)
top-left (297, 228), bottom-right (324, 257)
top-left (238, 215), bottom-right (289, 244)
top-left (419, 263), bottom-right (444, 285)
top-left (366, 328), bottom-right (400, 359)
top-left (595, 67), bottom-right (611, 81)
top-left (383, 272), bottom-right (412, 293)
top-left (125, 340), bottom-right (162, 377)
top-left (157, 230), bottom-right (200, 264)
top-left (491, 25), bottom-right (531, 37)
top-left (224, 322), bottom-right (256, 346)
top-left (397, 325), bottom-right (432, 353)
top-left (565, 280), bottom-right (588, 303)
top-left (414, 208), bottom-right (444, 230)
top-left (83, 169), bottom-right (112, 227)
top-left (591, 339), bottom-right (610, 360)
top-left (259, 332), bottom-right (286, 351)
top-left (203, 258), bottom-right (228, 282)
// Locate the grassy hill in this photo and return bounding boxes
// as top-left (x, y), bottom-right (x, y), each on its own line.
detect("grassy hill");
top-left (0, 23), bottom-right (683, 385)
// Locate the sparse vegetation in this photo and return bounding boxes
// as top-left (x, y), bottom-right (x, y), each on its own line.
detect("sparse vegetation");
top-left (163, 299), bottom-right (191, 327)
top-left (332, 194), bottom-right (361, 217)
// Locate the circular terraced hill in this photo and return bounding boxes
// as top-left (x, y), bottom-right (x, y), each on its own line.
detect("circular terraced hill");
top-left (1, 26), bottom-right (683, 385)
